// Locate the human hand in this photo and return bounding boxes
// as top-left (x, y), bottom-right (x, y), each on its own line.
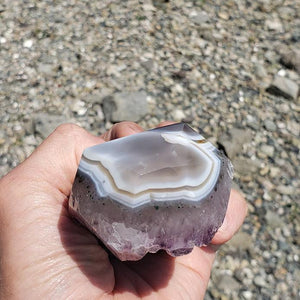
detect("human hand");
top-left (0, 121), bottom-right (247, 299)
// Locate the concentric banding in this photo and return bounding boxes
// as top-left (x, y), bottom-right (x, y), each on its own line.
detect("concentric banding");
top-left (79, 125), bottom-right (221, 208)
top-left (70, 123), bottom-right (233, 260)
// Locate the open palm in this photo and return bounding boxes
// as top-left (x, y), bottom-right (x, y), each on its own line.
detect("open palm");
top-left (0, 122), bottom-right (246, 300)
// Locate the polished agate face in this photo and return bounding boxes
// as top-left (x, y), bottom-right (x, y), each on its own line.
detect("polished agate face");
top-left (69, 123), bottom-right (233, 261)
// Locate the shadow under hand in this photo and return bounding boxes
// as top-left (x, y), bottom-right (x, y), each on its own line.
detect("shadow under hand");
top-left (58, 202), bottom-right (175, 297)
top-left (111, 251), bottom-right (175, 296)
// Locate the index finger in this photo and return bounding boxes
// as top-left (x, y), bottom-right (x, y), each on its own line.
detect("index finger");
top-left (211, 189), bottom-right (248, 245)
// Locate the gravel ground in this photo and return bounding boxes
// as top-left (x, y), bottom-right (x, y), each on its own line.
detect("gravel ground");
top-left (0, 0), bottom-right (299, 299)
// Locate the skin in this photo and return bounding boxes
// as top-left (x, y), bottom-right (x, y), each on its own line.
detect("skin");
top-left (0, 121), bottom-right (247, 300)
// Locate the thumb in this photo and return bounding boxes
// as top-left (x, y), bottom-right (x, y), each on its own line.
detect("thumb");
top-left (0, 124), bottom-right (103, 225)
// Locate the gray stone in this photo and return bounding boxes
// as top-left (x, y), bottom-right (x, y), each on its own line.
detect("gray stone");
top-left (218, 11), bottom-right (229, 20)
top-left (241, 291), bottom-right (253, 300)
top-left (227, 231), bottom-right (252, 251)
top-left (257, 0), bottom-right (273, 12)
top-left (280, 49), bottom-right (300, 74)
top-left (264, 50), bottom-right (278, 64)
top-left (171, 109), bottom-right (186, 121)
top-left (260, 144), bottom-right (275, 157)
top-left (93, 104), bottom-right (105, 121)
top-left (265, 211), bottom-right (284, 228)
top-left (37, 63), bottom-right (53, 75)
top-left (254, 275), bottom-right (267, 288)
top-left (23, 135), bottom-right (37, 146)
top-left (85, 89), bottom-right (112, 104)
top-left (247, 118), bottom-right (260, 130)
top-left (102, 91), bottom-right (149, 122)
top-left (71, 100), bottom-right (87, 116)
top-left (190, 11), bottom-right (210, 25)
top-left (34, 113), bottom-right (68, 139)
top-left (141, 59), bottom-right (154, 71)
top-left (265, 19), bottom-right (283, 32)
top-left (216, 274), bottom-right (240, 291)
top-left (266, 75), bottom-right (299, 100)
top-left (233, 157), bottom-right (259, 175)
top-left (23, 39), bottom-right (33, 48)
top-left (23, 117), bottom-right (35, 135)
top-left (218, 127), bottom-right (252, 159)
top-left (291, 29), bottom-right (300, 42)
top-left (255, 63), bottom-right (268, 79)
top-left (264, 119), bottom-right (277, 132)
top-left (276, 185), bottom-right (294, 195)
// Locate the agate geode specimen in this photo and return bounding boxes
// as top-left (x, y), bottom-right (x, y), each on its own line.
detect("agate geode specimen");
top-left (69, 123), bottom-right (233, 261)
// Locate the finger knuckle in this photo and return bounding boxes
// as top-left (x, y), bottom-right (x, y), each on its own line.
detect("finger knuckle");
top-left (114, 121), bottom-right (137, 130)
top-left (54, 123), bottom-right (84, 137)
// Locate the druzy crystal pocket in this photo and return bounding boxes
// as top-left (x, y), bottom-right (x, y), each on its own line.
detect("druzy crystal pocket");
top-left (69, 123), bottom-right (233, 261)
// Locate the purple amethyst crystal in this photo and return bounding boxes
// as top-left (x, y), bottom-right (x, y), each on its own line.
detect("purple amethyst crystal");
top-left (69, 123), bottom-right (233, 261)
